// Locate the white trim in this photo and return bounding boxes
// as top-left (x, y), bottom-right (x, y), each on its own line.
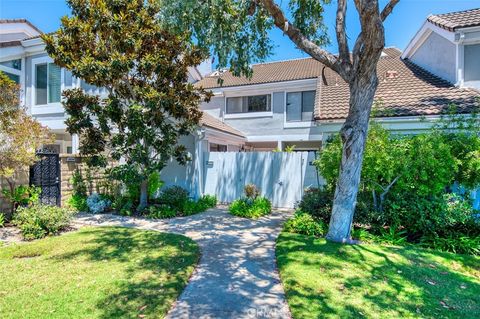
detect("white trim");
top-left (30, 56), bottom-right (64, 114)
top-left (246, 134), bottom-right (323, 142)
top-left (224, 93), bottom-right (274, 119)
top-left (402, 21), bottom-right (456, 59)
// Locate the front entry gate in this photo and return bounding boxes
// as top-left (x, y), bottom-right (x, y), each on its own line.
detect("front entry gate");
top-left (30, 150), bottom-right (61, 206)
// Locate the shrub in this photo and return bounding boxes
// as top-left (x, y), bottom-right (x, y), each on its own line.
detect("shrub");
top-left (296, 188), bottom-right (333, 223)
top-left (156, 186), bottom-right (190, 211)
top-left (420, 234), bottom-right (480, 256)
top-left (86, 193), bottom-right (111, 214)
top-left (2, 185), bottom-right (41, 210)
top-left (147, 205), bottom-right (177, 219)
top-left (0, 213), bottom-right (4, 227)
top-left (198, 194), bottom-right (217, 209)
top-left (384, 193), bottom-right (477, 239)
top-left (66, 194), bottom-right (88, 212)
top-left (229, 197), bottom-right (271, 219)
top-left (283, 212), bottom-right (326, 237)
top-left (13, 204), bottom-right (74, 240)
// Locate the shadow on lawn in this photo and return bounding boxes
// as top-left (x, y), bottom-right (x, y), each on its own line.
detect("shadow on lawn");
top-left (53, 227), bottom-right (199, 318)
top-left (276, 234), bottom-right (480, 318)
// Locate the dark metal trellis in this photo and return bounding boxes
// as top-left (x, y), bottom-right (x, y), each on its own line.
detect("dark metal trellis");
top-left (30, 149), bottom-right (61, 206)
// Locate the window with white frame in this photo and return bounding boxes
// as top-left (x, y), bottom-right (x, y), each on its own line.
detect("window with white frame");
top-left (34, 61), bottom-right (62, 105)
top-left (226, 94), bottom-right (271, 114)
top-left (0, 59), bottom-right (21, 84)
top-left (465, 44), bottom-right (480, 82)
top-left (286, 90), bottom-right (315, 122)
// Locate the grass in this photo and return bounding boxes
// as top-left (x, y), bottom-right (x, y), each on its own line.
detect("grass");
top-left (0, 227), bottom-right (199, 319)
top-left (276, 232), bottom-right (480, 319)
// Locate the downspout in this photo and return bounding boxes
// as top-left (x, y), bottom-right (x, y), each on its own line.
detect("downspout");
top-left (195, 127), bottom-right (206, 198)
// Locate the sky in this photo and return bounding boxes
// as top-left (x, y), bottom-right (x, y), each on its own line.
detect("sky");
top-left (1, 0), bottom-right (479, 62)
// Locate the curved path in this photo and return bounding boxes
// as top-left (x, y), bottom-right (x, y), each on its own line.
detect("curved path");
top-left (74, 208), bottom-right (293, 319)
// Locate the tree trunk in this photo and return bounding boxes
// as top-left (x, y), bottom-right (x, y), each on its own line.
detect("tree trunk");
top-left (326, 73), bottom-right (379, 243)
top-left (137, 179), bottom-right (148, 213)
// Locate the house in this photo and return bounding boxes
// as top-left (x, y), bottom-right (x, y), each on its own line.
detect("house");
top-left (0, 19), bottom-right (245, 155)
top-left (1, 9), bottom-right (479, 208)
top-left (402, 8), bottom-right (480, 90)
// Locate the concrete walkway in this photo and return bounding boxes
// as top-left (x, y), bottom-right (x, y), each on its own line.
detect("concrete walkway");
top-left (74, 208), bottom-right (293, 319)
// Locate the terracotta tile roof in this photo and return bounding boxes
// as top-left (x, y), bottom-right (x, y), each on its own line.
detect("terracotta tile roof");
top-left (195, 57), bottom-right (323, 89)
top-left (427, 8), bottom-right (480, 31)
top-left (316, 48), bottom-right (480, 121)
top-left (201, 112), bottom-right (245, 138)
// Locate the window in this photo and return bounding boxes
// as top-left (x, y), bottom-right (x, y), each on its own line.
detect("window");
top-left (465, 44), bottom-right (480, 82)
top-left (210, 143), bottom-right (227, 152)
top-left (226, 94), bottom-right (271, 114)
top-left (35, 62), bottom-right (61, 105)
top-left (0, 59), bottom-right (22, 84)
top-left (286, 90), bottom-right (315, 122)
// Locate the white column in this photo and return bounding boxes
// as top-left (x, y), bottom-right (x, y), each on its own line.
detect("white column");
top-left (71, 134), bottom-right (80, 154)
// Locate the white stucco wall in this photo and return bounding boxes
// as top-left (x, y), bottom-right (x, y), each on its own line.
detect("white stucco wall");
top-left (410, 31), bottom-right (456, 84)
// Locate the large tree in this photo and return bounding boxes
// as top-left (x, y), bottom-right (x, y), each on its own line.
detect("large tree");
top-left (0, 71), bottom-right (53, 215)
top-left (161, 0), bottom-right (400, 242)
top-left (43, 0), bottom-right (211, 211)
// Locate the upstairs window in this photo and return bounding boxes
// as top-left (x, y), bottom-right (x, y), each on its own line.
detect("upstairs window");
top-left (34, 62), bottom-right (61, 105)
top-left (0, 59), bottom-right (21, 84)
top-left (465, 44), bottom-right (480, 82)
top-left (226, 94), bottom-right (271, 114)
top-left (286, 90), bottom-right (315, 122)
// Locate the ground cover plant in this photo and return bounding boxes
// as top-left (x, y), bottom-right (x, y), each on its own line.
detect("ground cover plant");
top-left (0, 227), bottom-right (199, 318)
top-left (276, 232), bottom-right (480, 319)
top-left (229, 184), bottom-right (272, 218)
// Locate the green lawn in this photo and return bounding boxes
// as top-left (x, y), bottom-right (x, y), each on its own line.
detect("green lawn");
top-left (276, 232), bottom-right (480, 319)
top-left (0, 227), bottom-right (199, 319)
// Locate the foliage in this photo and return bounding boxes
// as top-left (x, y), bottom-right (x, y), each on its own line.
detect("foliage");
top-left (296, 188), bottom-right (333, 223)
top-left (146, 191), bottom-right (216, 219)
top-left (1, 185), bottom-right (41, 210)
top-left (420, 234), bottom-right (480, 256)
top-left (229, 197), bottom-right (271, 219)
top-left (148, 171), bottom-right (164, 199)
top-left (244, 183), bottom-right (260, 199)
top-left (198, 194), bottom-right (217, 209)
top-left (156, 186), bottom-right (190, 212)
top-left (13, 204), bottom-right (74, 240)
top-left (0, 227), bottom-right (199, 318)
top-left (66, 194), bottom-right (88, 212)
top-left (159, 0), bottom-right (330, 77)
top-left (284, 211), bottom-right (326, 237)
top-left (43, 0), bottom-right (212, 211)
top-left (0, 213), bottom-right (4, 227)
top-left (71, 169), bottom-right (87, 198)
top-left (378, 226), bottom-right (408, 246)
top-left (0, 72), bottom-right (53, 216)
top-left (86, 193), bottom-right (111, 214)
top-left (147, 204), bottom-right (177, 219)
top-left (276, 232), bottom-right (480, 319)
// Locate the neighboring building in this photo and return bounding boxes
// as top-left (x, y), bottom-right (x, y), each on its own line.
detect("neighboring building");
top-left (0, 19), bottom-right (243, 155)
top-left (403, 8), bottom-right (480, 90)
top-left (195, 48), bottom-right (479, 152)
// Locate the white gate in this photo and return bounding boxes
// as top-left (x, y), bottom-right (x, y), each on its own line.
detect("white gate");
top-left (202, 151), bottom-right (322, 208)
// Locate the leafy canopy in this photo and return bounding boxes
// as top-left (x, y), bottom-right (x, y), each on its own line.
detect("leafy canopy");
top-left (0, 71), bottom-right (53, 182)
top-left (159, 0), bottom-right (331, 77)
top-left (43, 0), bottom-right (212, 196)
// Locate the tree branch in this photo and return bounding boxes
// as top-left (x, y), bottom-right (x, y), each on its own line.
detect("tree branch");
top-left (259, 0), bottom-right (351, 81)
top-left (336, 0), bottom-right (350, 64)
top-left (380, 0), bottom-right (400, 21)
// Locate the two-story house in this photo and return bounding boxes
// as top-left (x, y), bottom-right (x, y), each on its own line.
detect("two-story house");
top-left (0, 19), bottom-right (246, 155)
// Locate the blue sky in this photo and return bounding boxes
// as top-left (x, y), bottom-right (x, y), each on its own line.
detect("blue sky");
top-left (1, 0), bottom-right (479, 62)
